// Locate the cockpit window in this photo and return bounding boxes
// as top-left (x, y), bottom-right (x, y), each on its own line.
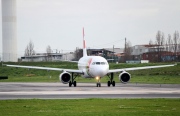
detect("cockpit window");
top-left (92, 62), bottom-right (107, 65)
top-left (96, 62), bottom-right (100, 65)
top-left (101, 62), bottom-right (106, 65)
top-left (92, 62), bottom-right (95, 65)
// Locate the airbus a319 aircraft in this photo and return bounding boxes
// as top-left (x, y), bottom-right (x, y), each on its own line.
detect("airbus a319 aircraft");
top-left (7, 28), bottom-right (176, 87)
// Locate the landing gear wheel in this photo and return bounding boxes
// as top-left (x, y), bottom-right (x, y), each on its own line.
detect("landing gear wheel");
top-left (74, 81), bottom-right (76, 87)
top-left (69, 81), bottom-right (72, 87)
top-left (107, 73), bottom-right (116, 87)
top-left (97, 83), bottom-right (101, 87)
top-left (112, 81), bottom-right (115, 87)
top-left (107, 81), bottom-right (111, 87)
top-left (69, 73), bottom-right (77, 87)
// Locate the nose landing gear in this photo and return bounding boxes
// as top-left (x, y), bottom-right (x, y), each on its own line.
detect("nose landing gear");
top-left (96, 77), bottom-right (101, 87)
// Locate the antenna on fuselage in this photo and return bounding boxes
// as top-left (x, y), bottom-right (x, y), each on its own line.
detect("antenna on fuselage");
top-left (83, 27), bottom-right (87, 57)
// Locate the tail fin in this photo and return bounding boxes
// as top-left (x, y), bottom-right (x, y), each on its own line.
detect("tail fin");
top-left (83, 27), bottom-right (87, 56)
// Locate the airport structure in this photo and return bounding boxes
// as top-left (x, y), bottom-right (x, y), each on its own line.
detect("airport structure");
top-left (21, 52), bottom-right (75, 62)
top-left (1, 0), bottom-right (17, 62)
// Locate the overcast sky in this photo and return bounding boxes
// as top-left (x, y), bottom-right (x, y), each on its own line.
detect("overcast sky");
top-left (0, 0), bottom-right (180, 57)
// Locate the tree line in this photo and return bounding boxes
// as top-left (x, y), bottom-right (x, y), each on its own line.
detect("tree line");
top-left (149, 30), bottom-right (180, 53)
top-left (24, 40), bottom-right (52, 61)
top-left (149, 30), bottom-right (180, 62)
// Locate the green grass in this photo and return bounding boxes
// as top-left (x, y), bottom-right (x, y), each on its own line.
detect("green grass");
top-left (0, 75), bottom-right (180, 84)
top-left (130, 75), bottom-right (180, 84)
top-left (0, 99), bottom-right (179, 116)
top-left (0, 62), bottom-right (180, 84)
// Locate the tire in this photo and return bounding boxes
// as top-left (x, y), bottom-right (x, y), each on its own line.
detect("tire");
top-left (74, 81), bottom-right (76, 87)
top-left (69, 81), bottom-right (72, 87)
top-left (107, 81), bottom-right (111, 87)
top-left (97, 83), bottom-right (101, 87)
top-left (112, 81), bottom-right (115, 87)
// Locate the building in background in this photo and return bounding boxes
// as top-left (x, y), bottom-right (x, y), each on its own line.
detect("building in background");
top-left (74, 48), bottom-right (124, 62)
top-left (131, 44), bottom-right (180, 62)
top-left (2, 0), bottom-right (17, 62)
top-left (21, 52), bottom-right (74, 62)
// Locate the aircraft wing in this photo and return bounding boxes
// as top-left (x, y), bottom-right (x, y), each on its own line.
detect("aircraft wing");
top-left (108, 64), bottom-right (176, 73)
top-left (61, 60), bottom-right (78, 63)
top-left (6, 65), bottom-right (83, 74)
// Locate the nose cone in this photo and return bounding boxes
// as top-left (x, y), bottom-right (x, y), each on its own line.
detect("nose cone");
top-left (93, 66), bottom-right (109, 77)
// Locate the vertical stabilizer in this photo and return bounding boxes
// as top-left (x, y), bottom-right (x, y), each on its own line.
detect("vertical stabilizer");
top-left (83, 28), bottom-right (87, 56)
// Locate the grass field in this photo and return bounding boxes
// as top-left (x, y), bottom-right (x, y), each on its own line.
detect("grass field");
top-left (0, 62), bottom-right (180, 84)
top-left (0, 99), bottom-right (180, 116)
top-left (0, 63), bottom-right (180, 116)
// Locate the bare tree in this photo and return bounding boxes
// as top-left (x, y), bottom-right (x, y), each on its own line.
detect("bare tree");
top-left (156, 31), bottom-right (161, 45)
top-left (178, 34), bottom-right (180, 52)
top-left (167, 34), bottom-right (173, 52)
top-left (173, 31), bottom-right (179, 53)
top-left (124, 41), bottom-right (132, 61)
top-left (156, 31), bottom-right (161, 62)
top-left (152, 30), bottom-right (179, 62)
top-left (46, 45), bottom-right (51, 54)
top-left (161, 32), bottom-right (165, 45)
top-left (46, 45), bottom-right (52, 61)
top-left (156, 31), bottom-right (165, 45)
top-left (24, 40), bottom-right (35, 56)
top-left (165, 41), bottom-right (168, 52)
top-left (149, 39), bottom-right (154, 45)
top-left (73, 47), bottom-right (83, 61)
top-left (156, 31), bottom-right (165, 62)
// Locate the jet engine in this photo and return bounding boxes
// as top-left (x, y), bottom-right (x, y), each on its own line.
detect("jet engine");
top-left (59, 72), bottom-right (71, 84)
top-left (119, 71), bottom-right (131, 83)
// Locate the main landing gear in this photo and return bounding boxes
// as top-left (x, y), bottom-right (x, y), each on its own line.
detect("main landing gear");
top-left (107, 73), bottom-right (115, 87)
top-left (69, 73), bottom-right (78, 87)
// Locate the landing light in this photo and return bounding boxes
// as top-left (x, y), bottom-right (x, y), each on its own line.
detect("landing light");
top-left (96, 76), bottom-right (100, 80)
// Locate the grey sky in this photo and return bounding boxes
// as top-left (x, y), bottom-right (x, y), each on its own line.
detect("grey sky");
top-left (0, 0), bottom-right (180, 57)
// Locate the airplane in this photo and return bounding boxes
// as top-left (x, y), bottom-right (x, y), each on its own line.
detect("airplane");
top-left (6, 28), bottom-right (176, 87)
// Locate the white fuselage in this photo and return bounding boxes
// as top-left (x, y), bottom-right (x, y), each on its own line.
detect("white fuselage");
top-left (78, 56), bottom-right (109, 78)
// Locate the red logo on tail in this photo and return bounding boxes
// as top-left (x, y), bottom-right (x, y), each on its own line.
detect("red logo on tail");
top-left (83, 27), bottom-right (86, 48)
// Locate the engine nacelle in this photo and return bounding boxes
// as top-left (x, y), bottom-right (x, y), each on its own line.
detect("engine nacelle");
top-left (59, 72), bottom-right (71, 84)
top-left (119, 71), bottom-right (131, 84)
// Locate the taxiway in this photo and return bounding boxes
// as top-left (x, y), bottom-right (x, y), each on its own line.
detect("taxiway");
top-left (0, 82), bottom-right (179, 99)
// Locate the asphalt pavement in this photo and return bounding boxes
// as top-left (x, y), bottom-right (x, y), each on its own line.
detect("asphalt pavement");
top-left (0, 82), bottom-right (179, 99)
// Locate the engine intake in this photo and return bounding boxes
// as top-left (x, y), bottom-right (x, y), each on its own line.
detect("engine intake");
top-left (59, 72), bottom-right (71, 84)
top-left (119, 71), bottom-right (131, 84)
